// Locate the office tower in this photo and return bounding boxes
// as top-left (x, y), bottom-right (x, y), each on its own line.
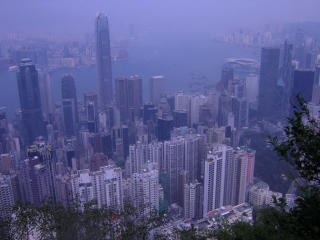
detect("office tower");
top-left (96, 13), bottom-right (113, 107)
top-left (131, 167), bottom-right (159, 214)
top-left (177, 170), bottom-right (189, 207)
top-left (62, 99), bottom-right (77, 137)
top-left (84, 92), bottom-right (98, 132)
top-left (158, 98), bottom-right (171, 119)
top-left (199, 105), bottom-right (213, 127)
top-left (150, 75), bottom-right (165, 106)
top-left (232, 97), bottom-right (248, 129)
top-left (116, 76), bottom-right (143, 122)
top-left (0, 174), bottom-right (15, 218)
top-left (184, 135), bottom-right (200, 182)
top-left (100, 133), bottom-right (112, 159)
top-left (33, 163), bottom-right (52, 205)
top-left (291, 70), bottom-right (315, 109)
top-left (245, 74), bottom-right (259, 105)
top-left (39, 71), bottom-right (54, 121)
top-left (190, 95), bottom-right (208, 127)
top-left (127, 76), bottom-right (143, 120)
top-left (62, 74), bottom-right (79, 122)
top-left (157, 117), bottom-right (174, 142)
top-left (173, 110), bottom-right (188, 128)
top-left (112, 125), bottom-right (131, 160)
top-left (128, 142), bottom-right (147, 176)
top-left (207, 92), bottom-right (220, 122)
top-left (0, 153), bottom-right (15, 174)
top-left (0, 110), bottom-right (8, 154)
top-left (20, 156), bottom-right (52, 206)
top-left (203, 145), bottom-right (251, 217)
top-left (146, 142), bottom-right (164, 172)
top-left (280, 41), bottom-right (294, 118)
top-left (128, 141), bottom-right (164, 176)
top-left (143, 104), bottom-right (157, 141)
top-left (218, 93), bottom-right (232, 127)
top-left (143, 103), bottom-right (157, 124)
top-left (16, 58), bottom-right (45, 145)
top-left (220, 67), bottom-right (234, 91)
top-left (225, 149), bottom-right (249, 206)
top-left (164, 137), bottom-right (185, 204)
top-left (203, 145), bottom-right (231, 216)
top-left (20, 143), bottom-right (57, 206)
top-left (71, 166), bottom-right (123, 210)
top-left (238, 146), bottom-right (256, 185)
top-left (115, 77), bottom-right (127, 121)
top-left (184, 181), bottom-right (203, 220)
top-left (71, 169), bottom-right (95, 209)
top-left (258, 48), bottom-right (281, 121)
top-left (88, 133), bottom-right (102, 154)
top-left (175, 91), bottom-right (190, 112)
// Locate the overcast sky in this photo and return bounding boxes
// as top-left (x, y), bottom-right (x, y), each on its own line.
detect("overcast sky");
top-left (1, 0), bottom-right (320, 40)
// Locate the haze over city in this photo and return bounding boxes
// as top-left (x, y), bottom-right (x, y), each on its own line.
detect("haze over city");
top-left (1, 0), bottom-right (320, 40)
top-left (0, 1), bottom-right (319, 239)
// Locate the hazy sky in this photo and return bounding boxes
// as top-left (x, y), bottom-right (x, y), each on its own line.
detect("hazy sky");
top-left (1, 0), bottom-right (320, 40)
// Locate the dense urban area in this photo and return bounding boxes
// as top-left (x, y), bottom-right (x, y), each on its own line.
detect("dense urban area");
top-left (0, 2), bottom-right (320, 239)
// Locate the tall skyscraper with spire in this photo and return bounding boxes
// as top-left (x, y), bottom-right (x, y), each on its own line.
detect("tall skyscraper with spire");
top-left (96, 13), bottom-right (113, 108)
top-left (16, 58), bottom-right (46, 145)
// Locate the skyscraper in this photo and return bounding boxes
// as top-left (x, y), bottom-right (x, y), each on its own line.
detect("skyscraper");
top-left (280, 41), bottom-right (294, 118)
top-left (203, 145), bottom-right (250, 217)
top-left (115, 76), bottom-right (143, 122)
top-left (130, 167), bottom-right (159, 214)
top-left (96, 13), bottom-right (113, 108)
top-left (258, 48), bottom-right (281, 121)
top-left (16, 58), bottom-right (46, 144)
top-left (203, 145), bottom-right (232, 215)
top-left (71, 165), bottom-right (123, 210)
top-left (184, 181), bottom-right (203, 220)
top-left (84, 92), bottom-right (98, 133)
top-left (164, 137), bottom-right (185, 204)
top-left (150, 76), bottom-right (165, 106)
top-left (62, 99), bottom-right (77, 137)
top-left (20, 142), bottom-right (57, 206)
top-left (0, 173), bottom-right (15, 218)
top-left (39, 71), bottom-right (54, 122)
top-left (61, 74), bottom-right (78, 122)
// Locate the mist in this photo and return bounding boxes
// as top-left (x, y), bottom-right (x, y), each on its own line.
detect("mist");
top-left (1, 0), bottom-right (320, 40)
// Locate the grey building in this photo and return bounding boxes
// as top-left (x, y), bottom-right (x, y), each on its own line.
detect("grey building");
top-left (258, 47), bottom-right (281, 121)
top-left (16, 58), bottom-right (46, 145)
top-left (96, 13), bottom-right (113, 108)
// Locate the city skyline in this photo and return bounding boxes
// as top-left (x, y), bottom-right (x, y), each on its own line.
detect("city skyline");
top-left (0, 3), bottom-right (319, 239)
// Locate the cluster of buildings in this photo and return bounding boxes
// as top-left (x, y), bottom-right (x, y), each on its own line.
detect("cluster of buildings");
top-left (0, 13), bottom-right (320, 232)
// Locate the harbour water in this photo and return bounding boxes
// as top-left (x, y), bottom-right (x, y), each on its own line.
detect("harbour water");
top-left (0, 36), bottom-right (257, 118)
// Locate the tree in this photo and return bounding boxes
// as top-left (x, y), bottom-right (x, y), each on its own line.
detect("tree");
top-left (6, 201), bottom-right (167, 240)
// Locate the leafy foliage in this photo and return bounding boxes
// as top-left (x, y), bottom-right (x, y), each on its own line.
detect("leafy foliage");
top-left (270, 95), bottom-right (320, 185)
top-left (1, 201), bottom-right (166, 240)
